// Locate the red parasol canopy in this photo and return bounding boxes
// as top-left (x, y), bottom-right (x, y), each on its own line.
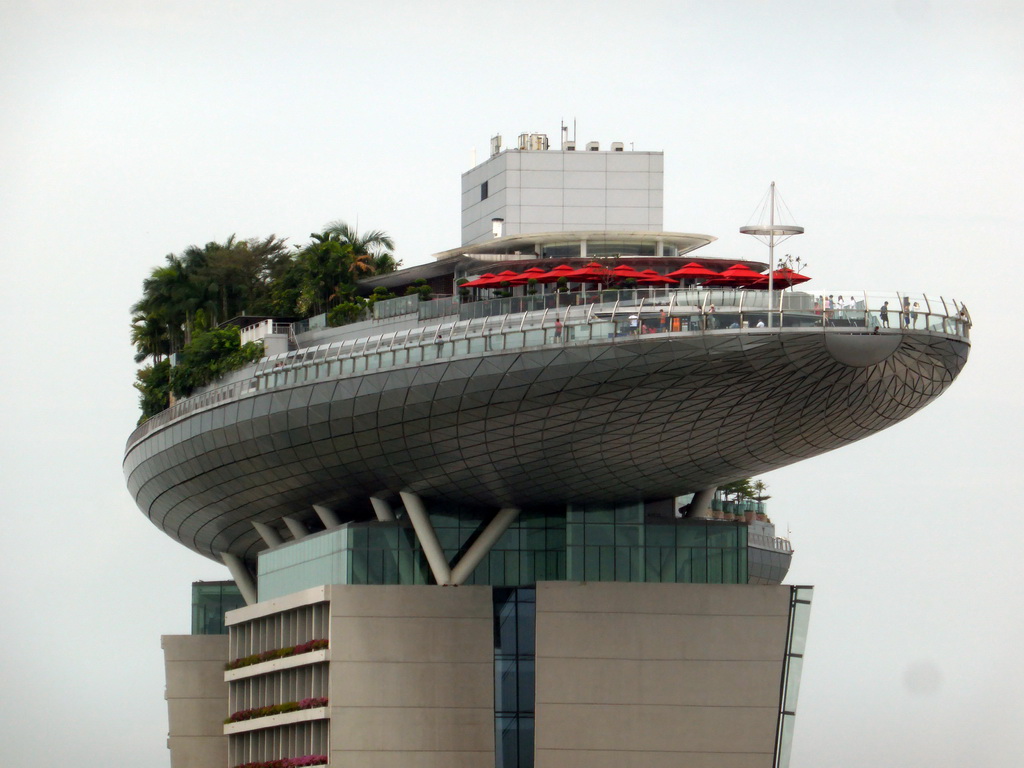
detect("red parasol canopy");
top-left (745, 267), bottom-right (811, 290)
top-left (493, 270), bottom-right (521, 285)
top-left (462, 272), bottom-right (498, 288)
top-left (610, 264), bottom-right (645, 279)
top-left (532, 264), bottom-right (577, 284)
top-left (507, 267), bottom-right (549, 285)
top-left (565, 262), bottom-right (612, 283)
top-left (705, 264), bottom-right (765, 287)
top-left (665, 262), bottom-right (721, 279)
top-left (637, 269), bottom-right (679, 286)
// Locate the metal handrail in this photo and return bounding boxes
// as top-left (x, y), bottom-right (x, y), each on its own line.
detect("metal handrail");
top-left (127, 289), bottom-right (970, 452)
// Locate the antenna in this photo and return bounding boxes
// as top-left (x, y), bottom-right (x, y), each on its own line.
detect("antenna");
top-left (739, 182), bottom-right (804, 328)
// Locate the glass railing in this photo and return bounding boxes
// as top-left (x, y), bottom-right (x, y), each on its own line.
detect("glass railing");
top-left (748, 533), bottom-right (794, 553)
top-left (126, 289), bottom-right (970, 451)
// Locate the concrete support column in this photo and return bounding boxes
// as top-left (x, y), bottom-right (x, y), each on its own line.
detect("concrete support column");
top-left (399, 491), bottom-right (452, 585)
top-left (687, 487), bottom-right (717, 519)
top-left (370, 495), bottom-right (397, 522)
top-left (253, 521), bottom-right (283, 547)
top-left (450, 507), bottom-right (520, 586)
top-left (313, 504), bottom-right (340, 528)
top-left (283, 516), bottom-right (308, 540)
top-left (220, 552), bottom-right (257, 605)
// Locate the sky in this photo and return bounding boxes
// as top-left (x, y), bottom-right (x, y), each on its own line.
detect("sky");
top-left (0, 1), bottom-right (1021, 766)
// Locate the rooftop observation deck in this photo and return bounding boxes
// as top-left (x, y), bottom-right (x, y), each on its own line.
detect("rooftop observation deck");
top-left (123, 286), bottom-right (969, 564)
top-left (127, 286), bottom-right (970, 452)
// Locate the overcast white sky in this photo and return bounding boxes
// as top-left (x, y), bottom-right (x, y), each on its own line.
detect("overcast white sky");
top-left (1, 1), bottom-right (1021, 766)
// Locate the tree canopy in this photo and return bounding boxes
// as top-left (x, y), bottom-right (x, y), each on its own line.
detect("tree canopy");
top-left (131, 221), bottom-right (401, 421)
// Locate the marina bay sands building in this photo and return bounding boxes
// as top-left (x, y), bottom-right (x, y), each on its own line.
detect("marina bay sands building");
top-left (126, 132), bottom-right (970, 768)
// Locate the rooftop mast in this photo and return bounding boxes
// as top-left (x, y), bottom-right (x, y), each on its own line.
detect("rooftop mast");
top-left (740, 182), bottom-right (804, 327)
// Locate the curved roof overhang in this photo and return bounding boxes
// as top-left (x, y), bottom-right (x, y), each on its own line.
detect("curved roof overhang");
top-left (125, 327), bottom-right (969, 566)
top-left (432, 230), bottom-right (717, 261)
top-left (358, 230), bottom-right (752, 291)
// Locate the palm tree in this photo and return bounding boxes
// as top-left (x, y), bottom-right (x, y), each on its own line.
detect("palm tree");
top-left (133, 254), bottom-right (194, 352)
top-left (347, 251), bottom-right (375, 281)
top-left (323, 220), bottom-right (395, 260)
top-left (130, 313), bottom-right (170, 363)
top-left (751, 480), bottom-right (771, 502)
top-left (371, 252), bottom-right (403, 275)
top-left (296, 234), bottom-right (355, 316)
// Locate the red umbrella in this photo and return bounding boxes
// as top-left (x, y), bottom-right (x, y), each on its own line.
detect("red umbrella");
top-left (610, 264), bottom-right (645, 279)
top-left (708, 264), bottom-right (765, 287)
top-left (637, 269), bottom-right (679, 286)
top-left (666, 262), bottom-right (720, 279)
top-left (746, 267), bottom-right (811, 290)
top-left (462, 272), bottom-right (498, 288)
top-left (492, 270), bottom-right (521, 286)
top-left (532, 264), bottom-right (576, 284)
top-left (565, 262), bottom-right (612, 283)
top-left (507, 266), bottom-right (549, 285)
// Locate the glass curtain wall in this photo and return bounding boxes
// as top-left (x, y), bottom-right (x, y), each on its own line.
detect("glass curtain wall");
top-left (494, 587), bottom-right (536, 768)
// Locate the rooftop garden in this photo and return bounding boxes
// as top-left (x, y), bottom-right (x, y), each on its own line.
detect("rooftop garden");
top-left (131, 222), bottom-right (400, 423)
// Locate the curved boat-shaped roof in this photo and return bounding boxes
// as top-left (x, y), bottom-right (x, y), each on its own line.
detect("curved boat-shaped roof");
top-left (124, 306), bottom-right (969, 566)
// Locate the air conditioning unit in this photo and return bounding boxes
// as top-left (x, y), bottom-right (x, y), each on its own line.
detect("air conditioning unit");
top-left (611, 142), bottom-right (624, 151)
top-left (518, 133), bottom-right (549, 151)
top-left (586, 141), bottom-right (600, 151)
top-left (563, 141), bottom-right (576, 151)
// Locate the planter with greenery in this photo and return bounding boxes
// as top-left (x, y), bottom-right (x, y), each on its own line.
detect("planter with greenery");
top-left (234, 756), bottom-right (327, 768)
top-left (225, 697), bottom-right (328, 724)
top-left (226, 639), bottom-right (329, 671)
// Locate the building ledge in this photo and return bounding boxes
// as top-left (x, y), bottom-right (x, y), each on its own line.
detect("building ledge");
top-left (225, 648), bottom-right (329, 682)
top-left (223, 705), bottom-right (328, 735)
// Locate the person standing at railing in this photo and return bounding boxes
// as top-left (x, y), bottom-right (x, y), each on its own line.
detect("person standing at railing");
top-left (659, 309), bottom-right (667, 332)
top-left (902, 297), bottom-right (911, 328)
top-left (846, 295), bottom-right (857, 319)
top-left (911, 301), bottom-right (920, 329)
top-left (880, 301), bottom-right (890, 328)
top-left (554, 318), bottom-right (563, 342)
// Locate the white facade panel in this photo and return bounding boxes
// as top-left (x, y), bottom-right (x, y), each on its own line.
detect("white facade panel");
top-left (520, 205), bottom-right (565, 225)
top-left (520, 152), bottom-right (565, 171)
top-left (563, 171), bottom-right (608, 189)
top-left (517, 222), bottom-right (555, 235)
top-left (606, 188), bottom-right (651, 208)
top-left (520, 187), bottom-right (564, 207)
top-left (606, 152), bottom-right (653, 172)
top-left (562, 188), bottom-right (606, 207)
top-left (461, 188), bottom-right (480, 212)
top-left (606, 207), bottom-right (652, 226)
top-left (562, 207), bottom-right (607, 225)
top-left (522, 169), bottom-right (566, 189)
top-left (607, 170), bottom-right (655, 190)
top-left (563, 152), bottom-right (608, 171)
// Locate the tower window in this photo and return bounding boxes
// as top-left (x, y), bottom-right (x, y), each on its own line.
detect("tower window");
top-left (481, 181), bottom-right (489, 201)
